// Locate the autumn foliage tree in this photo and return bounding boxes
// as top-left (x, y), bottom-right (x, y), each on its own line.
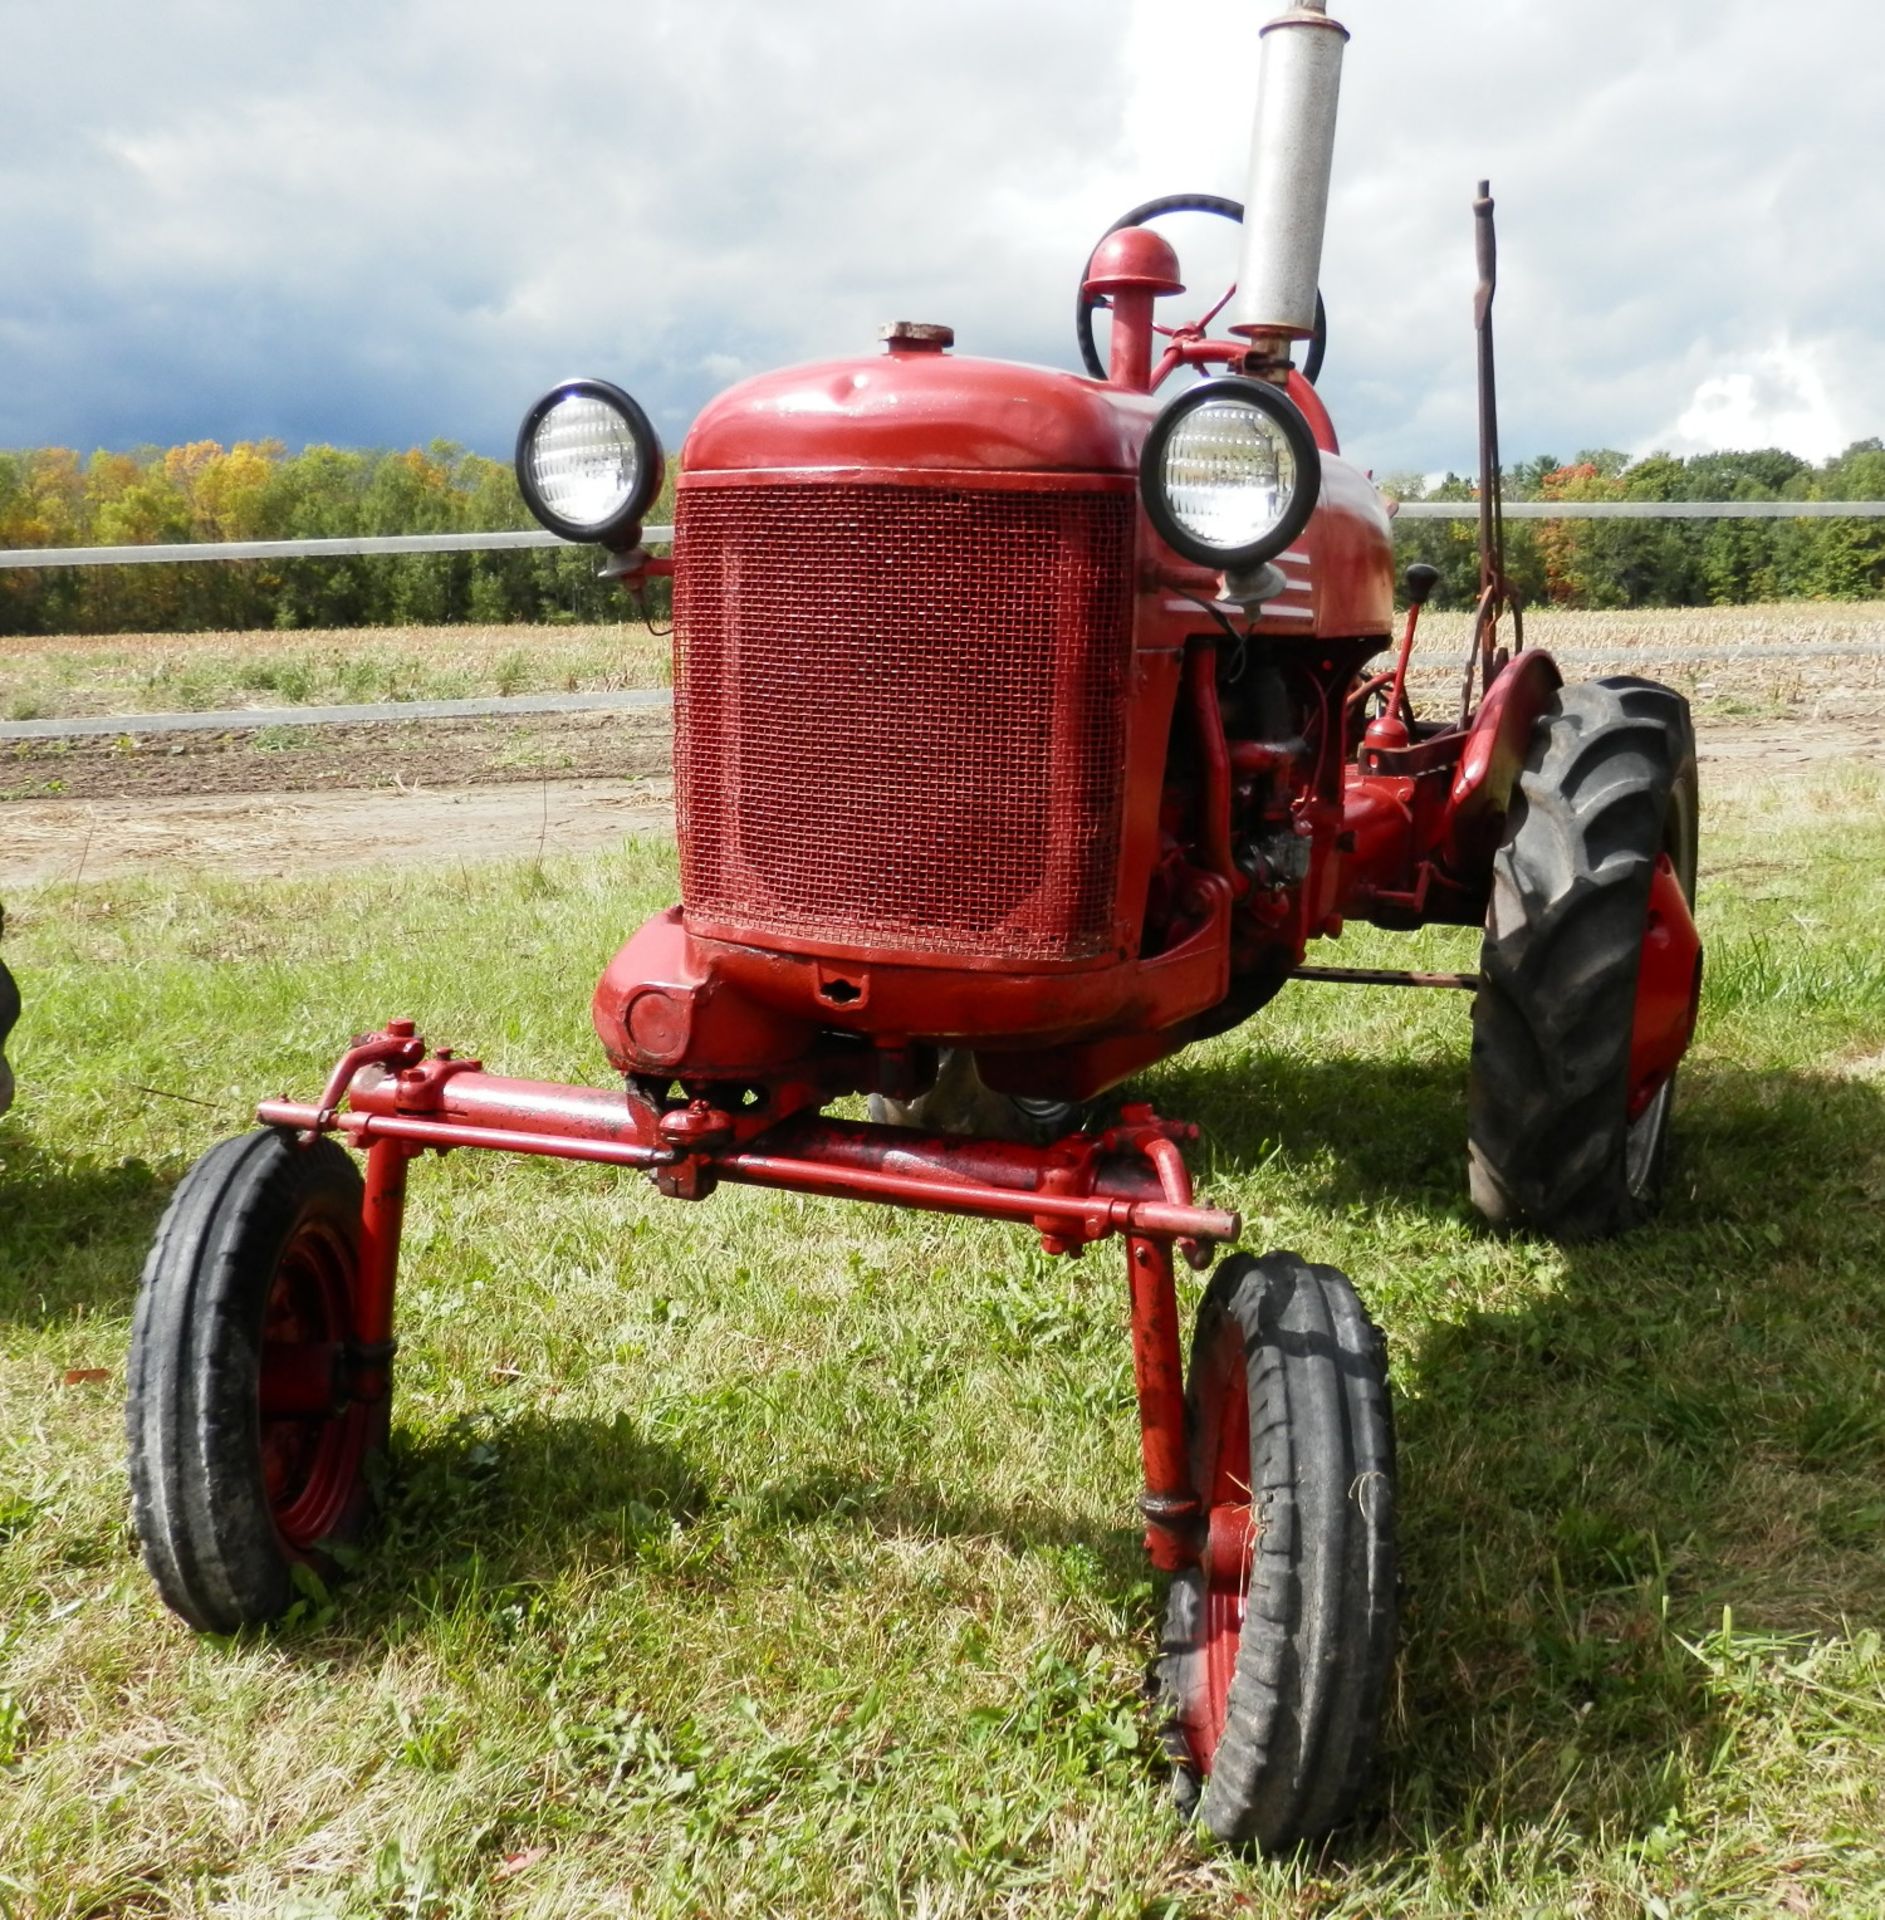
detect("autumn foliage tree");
top-left (0, 433), bottom-right (1880, 635)
top-left (1384, 438), bottom-right (1885, 612)
top-left (0, 439), bottom-right (672, 636)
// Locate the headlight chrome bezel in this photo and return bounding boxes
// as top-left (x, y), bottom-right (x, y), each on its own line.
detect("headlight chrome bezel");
top-left (514, 377), bottom-right (664, 549)
top-left (1138, 375), bottom-right (1321, 572)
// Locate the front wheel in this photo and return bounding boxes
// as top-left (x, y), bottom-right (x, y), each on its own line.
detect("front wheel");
top-left (1153, 1251), bottom-right (1397, 1851)
top-left (127, 1130), bottom-right (387, 1631)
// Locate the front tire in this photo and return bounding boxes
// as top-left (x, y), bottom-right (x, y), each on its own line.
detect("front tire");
top-left (1468, 676), bottom-right (1700, 1238)
top-left (127, 1130), bottom-right (387, 1631)
top-left (1153, 1252), bottom-right (1397, 1851)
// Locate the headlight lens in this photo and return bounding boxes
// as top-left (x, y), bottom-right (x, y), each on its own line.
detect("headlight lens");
top-left (1163, 400), bottom-right (1298, 550)
top-left (515, 379), bottom-right (664, 547)
top-left (1140, 377), bottom-right (1320, 570)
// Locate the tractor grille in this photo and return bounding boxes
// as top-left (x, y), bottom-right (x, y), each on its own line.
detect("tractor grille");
top-left (673, 482), bottom-right (1134, 962)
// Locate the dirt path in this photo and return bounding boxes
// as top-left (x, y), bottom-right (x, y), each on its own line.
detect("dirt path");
top-left (0, 709), bottom-right (670, 803)
top-left (0, 778), bottom-right (674, 888)
top-left (0, 715), bottom-right (1876, 890)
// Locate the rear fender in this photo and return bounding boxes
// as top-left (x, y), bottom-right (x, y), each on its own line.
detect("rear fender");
top-left (1440, 650), bottom-right (1563, 874)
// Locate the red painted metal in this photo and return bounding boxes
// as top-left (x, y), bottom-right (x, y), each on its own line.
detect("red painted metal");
top-left (1286, 368), bottom-right (1340, 457)
top-left (1083, 228), bottom-right (1185, 393)
top-left (258, 1341), bottom-right (342, 1419)
top-left (674, 481), bottom-right (1136, 967)
top-left (1294, 458), bottom-right (1395, 638)
top-left (1383, 589), bottom-right (1426, 732)
top-left (259, 1043), bottom-right (1241, 1253)
top-left (300, 1024), bottom-right (424, 1141)
top-left (1185, 640), bottom-right (1246, 897)
top-left (595, 896), bottom-right (1234, 1071)
top-left (348, 1138), bottom-right (410, 1404)
top-left (627, 345), bottom-right (1404, 1112)
top-left (1441, 647), bottom-right (1563, 870)
top-left (1176, 1307), bottom-right (1254, 1769)
top-left (1125, 1235), bottom-right (1202, 1570)
top-left (260, 1102), bottom-right (671, 1171)
top-left (1628, 853), bottom-right (1703, 1119)
top-left (258, 1213), bottom-right (376, 1553)
top-left (684, 352), bottom-right (1163, 477)
top-left (718, 1145), bottom-right (1229, 1244)
top-left (1138, 334), bottom-right (1338, 457)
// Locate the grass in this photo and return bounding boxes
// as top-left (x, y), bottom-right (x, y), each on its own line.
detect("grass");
top-left (3, 765), bottom-right (1885, 1915)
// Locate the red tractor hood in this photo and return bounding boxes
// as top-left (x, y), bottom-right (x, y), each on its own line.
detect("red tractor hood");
top-left (682, 351), bottom-right (1164, 477)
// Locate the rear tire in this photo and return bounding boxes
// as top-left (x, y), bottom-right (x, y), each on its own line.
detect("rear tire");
top-left (1153, 1251), bottom-right (1397, 1851)
top-left (0, 952), bottom-right (17, 1117)
top-left (1468, 676), bottom-right (1699, 1238)
top-left (127, 1130), bottom-right (387, 1631)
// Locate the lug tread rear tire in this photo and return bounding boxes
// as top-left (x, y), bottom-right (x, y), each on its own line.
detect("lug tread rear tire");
top-left (0, 954), bottom-right (18, 1117)
top-left (1468, 677), bottom-right (1698, 1239)
top-left (127, 1130), bottom-right (374, 1632)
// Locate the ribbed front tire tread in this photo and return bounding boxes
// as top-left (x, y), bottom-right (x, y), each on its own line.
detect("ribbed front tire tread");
top-left (126, 1131), bottom-right (375, 1632)
top-left (1158, 1251), bottom-right (1398, 1852)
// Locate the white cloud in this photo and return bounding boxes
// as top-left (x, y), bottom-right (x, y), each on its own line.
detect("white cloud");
top-left (1655, 343), bottom-right (1849, 462)
top-left (2, 0), bottom-right (1881, 472)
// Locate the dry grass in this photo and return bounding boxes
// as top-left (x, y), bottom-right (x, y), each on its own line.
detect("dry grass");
top-left (1404, 603), bottom-right (1885, 723)
top-left (5, 605), bottom-right (1885, 729)
top-left (0, 624), bottom-right (670, 724)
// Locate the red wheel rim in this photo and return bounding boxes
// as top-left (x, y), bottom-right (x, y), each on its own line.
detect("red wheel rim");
top-left (1180, 1319), bottom-right (1255, 1771)
top-left (256, 1219), bottom-right (371, 1554)
top-left (1627, 852), bottom-right (1702, 1121)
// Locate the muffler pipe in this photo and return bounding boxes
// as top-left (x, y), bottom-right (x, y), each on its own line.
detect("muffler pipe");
top-left (1232, 0), bottom-right (1349, 380)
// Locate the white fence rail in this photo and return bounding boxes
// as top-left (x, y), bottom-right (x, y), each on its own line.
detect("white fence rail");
top-left (0, 528), bottom-right (668, 571)
top-left (1, 501), bottom-right (1883, 571)
top-left (0, 499), bottom-right (1881, 564)
top-left (1392, 501), bottom-right (1885, 521)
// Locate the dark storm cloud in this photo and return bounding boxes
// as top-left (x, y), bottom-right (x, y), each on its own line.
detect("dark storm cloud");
top-left (2, 0), bottom-right (1878, 471)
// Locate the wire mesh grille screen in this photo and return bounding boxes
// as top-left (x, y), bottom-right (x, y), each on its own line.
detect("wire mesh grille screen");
top-left (674, 483), bottom-right (1134, 961)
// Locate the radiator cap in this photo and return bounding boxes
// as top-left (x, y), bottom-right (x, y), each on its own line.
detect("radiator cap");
top-left (880, 321), bottom-right (954, 354)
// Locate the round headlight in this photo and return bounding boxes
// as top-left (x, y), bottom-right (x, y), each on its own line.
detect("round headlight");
top-left (514, 378), bottom-right (664, 547)
top-left (1139, 376), bottom-right (1320, 571)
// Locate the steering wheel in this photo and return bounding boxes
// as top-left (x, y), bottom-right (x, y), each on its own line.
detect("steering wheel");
top-left (1076, 192), bottom-right (1326, 390)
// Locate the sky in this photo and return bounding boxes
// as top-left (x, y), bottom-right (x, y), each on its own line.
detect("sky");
top-left (3, 0), bottom-right (1881, 479)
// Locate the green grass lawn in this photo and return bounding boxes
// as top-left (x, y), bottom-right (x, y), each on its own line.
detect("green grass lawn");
top-left (3, 766), bottom-right (1885, 1917)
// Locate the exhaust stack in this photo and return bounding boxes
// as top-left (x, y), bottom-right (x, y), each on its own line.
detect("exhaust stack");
top-left (1232, 0), bottom-right (1349, 378)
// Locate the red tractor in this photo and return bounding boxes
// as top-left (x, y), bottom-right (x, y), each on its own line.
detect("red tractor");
top-left (125, 1), bottom-right (1701, 1851)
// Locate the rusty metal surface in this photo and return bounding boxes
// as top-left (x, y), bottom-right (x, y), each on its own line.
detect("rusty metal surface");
top-left (1463, 180), bottom-right (1525, 722)
top-left (1290, 966), bottom-right (1479, 990)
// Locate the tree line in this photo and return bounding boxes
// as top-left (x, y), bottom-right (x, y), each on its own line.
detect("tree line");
top-left (1387, 441), bottom-right (1885, 611)
top-left (0, 440), bottom-right (668, 636)
top-left (2, 435), bottom-right (1882, 636)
